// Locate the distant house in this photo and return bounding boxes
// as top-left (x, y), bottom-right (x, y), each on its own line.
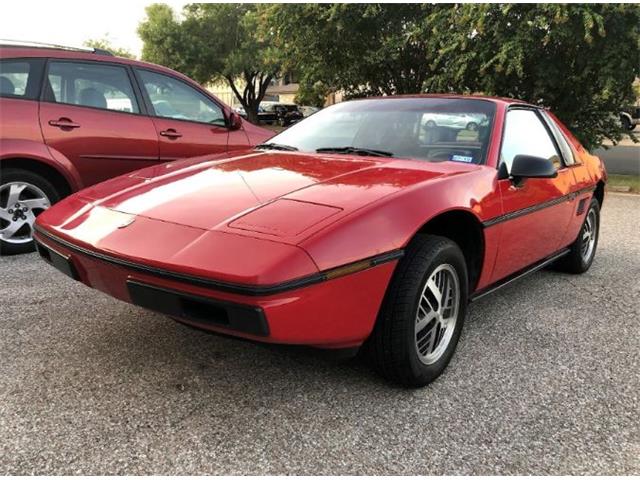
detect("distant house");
top-left (206, 72), bottom-right (341, 108)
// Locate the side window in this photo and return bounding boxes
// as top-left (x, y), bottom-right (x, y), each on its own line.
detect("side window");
top-left (138, 69), bottom-right (225, 126)
top-left (500, 109), bottom-right (562, 172)
top-left (541, 111), bottom-right (576, 166)
top-left (0, 60), bottom-right (31, 98)
top-left (46, 61), bottom-right (140, 113)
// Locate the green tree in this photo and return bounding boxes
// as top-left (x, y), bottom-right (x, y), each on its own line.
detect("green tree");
top-left (269, 4), bottom-right (640, 149)
top-left (266, 4), bottom-right (445, 99)
top-left (440, 4), bottom-right (640, 149)
top-left (138, 3), bottom-right (282, 123)
top-left (84, 37), bottom-right (135, 59)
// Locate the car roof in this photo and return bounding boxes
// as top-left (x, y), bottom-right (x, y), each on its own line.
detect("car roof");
top-left (0, 44), bottom-right (198, 87)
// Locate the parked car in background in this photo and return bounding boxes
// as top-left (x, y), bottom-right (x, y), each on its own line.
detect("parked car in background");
top-left (0, 41), bottom-right (272, 254)
top-left (35, 95), bottom-right (606, 387)
top-left (422, 112), bottom-right (488, 131)
top-left (299, 105), bottom-right (321, 117)
top-left (234, 104), bottom-right (277, 125)
top-left (620, 107), bottom-right (639, 131)
top-left (261, 101), bottom-right (303, 126)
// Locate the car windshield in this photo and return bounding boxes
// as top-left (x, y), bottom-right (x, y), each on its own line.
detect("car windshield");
top-left (263, 97), bottom-right (496, 164)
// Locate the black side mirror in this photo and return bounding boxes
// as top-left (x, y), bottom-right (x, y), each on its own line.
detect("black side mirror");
top-left (509, 154), bottom-right (558, 182)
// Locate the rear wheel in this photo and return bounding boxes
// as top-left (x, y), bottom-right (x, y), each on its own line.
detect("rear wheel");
top-left (555, 198), bottom-right (600, 274)
top-left (365, 235), bottom-right (468, 387)
top-left (0, 168), bottom-right (58, 255)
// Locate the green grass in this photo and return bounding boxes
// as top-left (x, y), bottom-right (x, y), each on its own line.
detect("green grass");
top-left (607, 174), bottom-right (640, 193)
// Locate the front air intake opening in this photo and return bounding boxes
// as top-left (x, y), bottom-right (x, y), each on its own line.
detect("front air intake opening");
top-left (180, 298), bottom-right (230, 326)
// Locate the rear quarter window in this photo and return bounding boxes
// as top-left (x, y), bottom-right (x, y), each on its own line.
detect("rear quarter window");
top-left (0, 59), bottom-right (44, 100)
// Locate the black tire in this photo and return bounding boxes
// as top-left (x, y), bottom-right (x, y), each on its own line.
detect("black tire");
top-left (364, 235), bottom-right (469, 387)
top-left (466, 121), bottom-right (478, 131)
top-left (425, 120), bottom-right (437, 129)
top-left (0, 168), bottom-right (60, 255)
top-left (621, 115), bottom-right (633, 131)
top-left (554, 198), bottom-right (600, 274)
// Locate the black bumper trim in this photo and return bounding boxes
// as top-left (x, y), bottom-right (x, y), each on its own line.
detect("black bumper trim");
top-left (34, 225), bottom-right (403, 297)
top-left (127, 280), bottom-right (269, 336)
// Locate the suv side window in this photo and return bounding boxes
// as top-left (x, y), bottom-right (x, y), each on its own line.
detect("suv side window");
top-left (138, 69), bottom-right (226, 126)
top-left (0, 59), bottom-right (43, 99)
top-left (45, 61), bottom-right (140, 113)
top-left (500, 109), bottom-right (562, 173)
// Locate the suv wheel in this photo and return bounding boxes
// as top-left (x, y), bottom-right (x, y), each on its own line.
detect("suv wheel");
top-left (365, 235), bottom-right (468, 387)
top-left (0, 168), bottom-right (58, 255)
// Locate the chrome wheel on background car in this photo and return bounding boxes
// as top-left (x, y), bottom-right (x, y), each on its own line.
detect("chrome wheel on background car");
top-left (0, 168), bottom-right (59, 255)
top-left (0, 182), bottom-right (51, 244)
top-left (415, 264), bottom-right (460, 365)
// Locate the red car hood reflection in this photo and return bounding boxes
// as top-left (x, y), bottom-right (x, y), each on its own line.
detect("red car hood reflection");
top-left (78, 150), bottom-right (475, 234)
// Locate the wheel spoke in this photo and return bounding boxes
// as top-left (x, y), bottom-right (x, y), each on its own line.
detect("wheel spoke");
top-left (6, 183), bottom-right (27, 207)
top-left (0, 209), bottom-right (11, 221)
top-left (426, 277), bottom-right (443, 310)
top-left (416, 309), bottom-right (437, 333)
top-left (0, 219), bottom-right (26, 240)
top-left (21, 197), bottom-right (50, 210)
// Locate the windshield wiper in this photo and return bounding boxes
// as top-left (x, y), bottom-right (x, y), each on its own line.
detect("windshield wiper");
top-left (316, 146), bottom-right (393, 157)
top-left (255, 143), bottom-right (299, 152)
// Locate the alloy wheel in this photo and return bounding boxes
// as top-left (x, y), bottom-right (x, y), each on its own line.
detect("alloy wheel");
top-left (415, 264), bottom-right (460, 365)
top-left (0, 182), bottom-right (51, 244)
top-left (581, 208), bottom-right (597, 263)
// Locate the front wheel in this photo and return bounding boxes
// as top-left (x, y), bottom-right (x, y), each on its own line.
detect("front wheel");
top-left (555, 198), bottom-right (600, 274)
top-left (365, 235), bottom-right (468, 387)
top-left (0, 168), bottom-right (58, 255)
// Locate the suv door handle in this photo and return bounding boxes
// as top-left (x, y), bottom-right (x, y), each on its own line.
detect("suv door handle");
top-left (48, 118), bottom-right (80, 129)
top-left (159, 129), bottom-right (182, 138)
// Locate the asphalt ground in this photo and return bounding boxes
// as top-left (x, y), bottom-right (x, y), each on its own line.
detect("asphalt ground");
top-left (0, 193), bottom-right (638, 475)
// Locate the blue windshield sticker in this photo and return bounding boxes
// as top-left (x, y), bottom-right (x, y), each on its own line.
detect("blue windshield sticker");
top-left (451, 154), bottom-right (474, 163)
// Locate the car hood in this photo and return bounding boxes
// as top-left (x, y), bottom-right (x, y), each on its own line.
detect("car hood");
top-left (75, 150), bottom-right (476, 242)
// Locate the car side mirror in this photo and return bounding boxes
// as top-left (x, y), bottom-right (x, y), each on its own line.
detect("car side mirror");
top-left (508, 154), bottom-right (558, 182)
top-left (229, 111), bottom-right (243, 130)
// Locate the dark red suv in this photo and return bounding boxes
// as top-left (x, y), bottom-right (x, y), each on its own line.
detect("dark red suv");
top-left (0, 42), bottom-right (272, 254)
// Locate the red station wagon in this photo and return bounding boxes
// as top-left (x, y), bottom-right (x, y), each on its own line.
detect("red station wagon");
top-left (34, 95), bottom-right (607, 387)
top-left (0, 41), bottom-right (272, 254)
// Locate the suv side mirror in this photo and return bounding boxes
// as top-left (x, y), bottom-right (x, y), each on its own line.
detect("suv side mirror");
top-left (509, 154), bottom-right (558, 181)
top-left (229, 111), bottom-right (243, 130)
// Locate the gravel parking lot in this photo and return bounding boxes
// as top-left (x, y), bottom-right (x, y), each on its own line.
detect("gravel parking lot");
top-left (1, 193), bottom-right (638, 475)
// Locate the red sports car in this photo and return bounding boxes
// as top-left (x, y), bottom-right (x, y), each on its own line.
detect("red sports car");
top-left (34, 95), bottom-right (606, 387)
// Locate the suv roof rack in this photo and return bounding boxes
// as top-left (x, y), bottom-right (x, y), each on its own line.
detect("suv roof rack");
top-left (0, 39), bottom-right (113, 56)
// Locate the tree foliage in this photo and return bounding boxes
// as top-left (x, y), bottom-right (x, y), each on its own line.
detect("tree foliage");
top-left (138, 3), bottom-right (282, 123)
top-left (268, 4), bottom-right (640, 149)
top-left (84, 37), bottom-right (135, 59)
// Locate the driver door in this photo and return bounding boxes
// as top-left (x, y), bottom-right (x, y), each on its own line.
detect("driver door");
top-left (490, 108), bottom-right (577, 282)
top-left (135, 69), bottom-right (229, 161)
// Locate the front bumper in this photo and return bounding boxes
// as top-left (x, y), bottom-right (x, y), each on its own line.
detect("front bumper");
top-left (34, 229), bottom-right (400, 348)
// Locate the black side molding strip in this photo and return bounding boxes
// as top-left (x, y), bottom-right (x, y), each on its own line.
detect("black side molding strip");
top-left (470, 248), bottom-right (570, 302)
top-left (483, 185), bottom-right (596, 228)
top-left (34, 225), bottom-right (403, 297)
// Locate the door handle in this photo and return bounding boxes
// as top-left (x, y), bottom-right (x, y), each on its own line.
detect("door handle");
top-left (159, 129), bottom-right (182, 139)
top-left (48, 118), bottom-right (80, 129)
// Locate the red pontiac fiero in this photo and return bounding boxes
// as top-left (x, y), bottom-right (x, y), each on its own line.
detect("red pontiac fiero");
top-left (34, 96), bottom-right (606, 387)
